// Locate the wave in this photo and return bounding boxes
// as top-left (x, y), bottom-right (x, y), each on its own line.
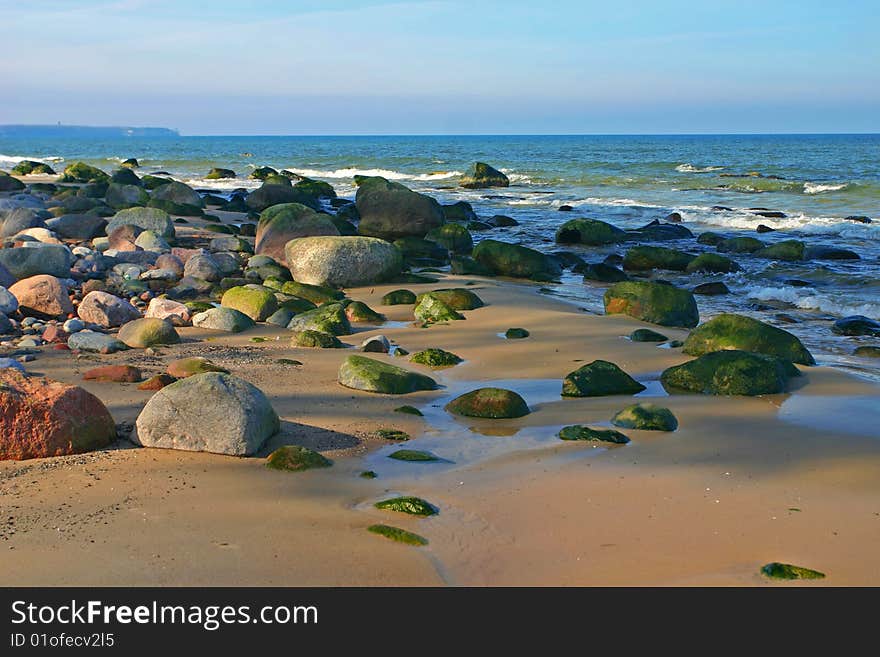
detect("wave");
top-left (676, 163), bottom-right (725, 173)
top-left (182, 177), bottom-right (262, 191)
top-left (282, 167), bottom-right (462, 181)
top-left (0, 153), bottom-right (65, 167)
top-left (804, 182), bottom-right (848, 194)
top-left (744, 285), bottom-right (880, 319)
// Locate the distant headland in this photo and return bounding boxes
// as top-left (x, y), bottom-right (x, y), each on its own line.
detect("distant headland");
top-left (0, 124), bottom-right (179, 138)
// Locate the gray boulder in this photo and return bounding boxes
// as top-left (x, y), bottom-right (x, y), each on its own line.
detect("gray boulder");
top-left (0, 244), bottom-right (73, 280)
top-left (355, 176), bottom-right (445, 240)
top-left (285, 236), bottom-right (403, 287)
top-left (255, 203), bottom-right (339, 264)
top-left (106, 207), bottom-right (175, 238)
top-left (192, 307), bottom-right (255, 332)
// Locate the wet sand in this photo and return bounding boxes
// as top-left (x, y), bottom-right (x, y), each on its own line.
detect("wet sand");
top-left (2, 272), bottom-right (879, 586)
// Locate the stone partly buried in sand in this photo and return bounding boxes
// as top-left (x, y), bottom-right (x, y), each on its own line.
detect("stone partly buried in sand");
top-left (367, 524), bottom-right (428, 546)
top-left (558, 425), bottom-right (630, 444)
top-left (611, 403), bottom-right (678, 431)
top-left (413, 294), bottom-right (464, 324)
top-left (291, 330), bottom-right (343, 348)
top-left (562, 360), bottom-right (646, 397)
top-left (285, 236), bottom-right (404, 288)
top-left (415, 288), bottom-right (484, 311)
top-left (382, 289), bottom-right (416, 305)
top-left (630, 328), bottom-right (669, 342)
top-left (287, 303), bottom-right (351, 336)
top-left (661, 350), bottom-right (801, 396)
top-left (135, 372), bottom-right (280, 456)
top-left (445, 387), bottom-right (530, 419)
top-left (410, 348), bottom-right (462, 368)
top-left (118, 317), bottom-right (181, 348)
top-left (265, 445), bottom-right (332, 472)
top-left (374, 496), bottom-right (438, 516)
top-left (342, 300), bottom-right (385, 323)
top-left (0, 370), bottom-right (117, 461)
top-left (166, 357), bottom-right (229, 378)
top-left (338, 355), bottom-right (438, 394)
top-left (604, 280), bottom-right (700, 328)
top-left (82, 365), bottom-right (142, 383)
top-left (760, 562), bottom-right (826, 580)
top-left (683, 313), bottom-right (815, 365)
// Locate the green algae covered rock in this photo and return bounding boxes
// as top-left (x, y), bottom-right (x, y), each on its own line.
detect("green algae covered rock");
top-left (343, 300), bottom-right (385, 323)
top-left (555, 218), bottom-right (626, 245)
top-left (388, 449), bottom-right (439, 462)
top-left (611, 403), bottom-right (678, 431)
top-left (761, 562), bottom-right (825, 580)
top-left (394, 405), bottom-right (423, 416)
top-left (11, 160), bottom-right (55, 175)
top-left (280, 280), bottom-right (344, 306)
top-left (415, 288), bottom-right (484, 311)
top-left (505, 327), bottom-right (530, 339)
top-left (118, 318), bottom-right (181, 348)
top-left (374, 496), bottom-right (437, 516)
top-left (623, 246), bottom-right (695, 272)
top-left (661, 350), bottom-right (800, 396)
top-left (558, 425), bottom-right (630, 444)
top-left (685, 253), bottom-right (741, 274)
top-left (338, 355), bottom-right (438, 394)
top-left (683, 313), bottom-right (815, 365)
top-left (382, 289), bottom-right (416, 305)
top-left (367, 524), bottom-right (428, 546)
top-left (460, 162), bottom-right (509, 189)
top-left (562, 360), bottom-right (646, 397)
top-left (221, 285), bottom-right (279, 322)
top-left (166, 357), bottom-right (229, 378)
top-left (410, 348), bottom-right (462, 368)
top-left (287, 303), bottom-right (351, 335)
top-left (630, 328), bottom-right (669, 342)
top-left (717, 236), bottom-right (765, 253)
top-left (291, 330), bottom-right (343, 348)
top-left (266, 445), bottom-right (332, 472)
top-left (376, 428), bottom-right (410, 441)
top-left (755, 240), bottom-right (806, 261)
top-left (413, 294), bottom-right (464, 324)
top-left (356, 177), bottom-right (445, 240)
top-left (604, 281), bottom-right (700, 328)
top-left (426, 223), bottom-right (474, 254)
top-left (472, 239), bottom-right (562, 279)
top-left (445, 387), bottom-right (530, 418)
top-left (59, 161), bottom-right (109, 183)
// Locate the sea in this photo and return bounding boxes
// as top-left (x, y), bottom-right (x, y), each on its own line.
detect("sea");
top-left (2, 134), bottom-right (878, 378)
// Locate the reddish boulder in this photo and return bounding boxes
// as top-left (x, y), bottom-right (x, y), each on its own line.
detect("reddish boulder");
top-left (82, 364), bottom-right (142, 383)
top-left (0, 370), bottom-right (116, 460)
top-left (41, 324), bottom-right (69, 343)
top-left (77, 290), bottom-right (141, 328)
top-left (8, 275), bottom-right (74, 319)
top-left (137, 373), bottom-right (177, 390)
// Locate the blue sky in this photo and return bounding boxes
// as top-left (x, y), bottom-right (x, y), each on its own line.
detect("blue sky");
top-left (1, 0), bottom-right (878, 134)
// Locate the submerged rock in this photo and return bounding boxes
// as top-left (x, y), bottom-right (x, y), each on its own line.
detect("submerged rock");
top-left (683, 313), bottom-right (815, 365)
top-left (558, 425), bottom-right (630, 444)
top-left (604, 281), bottom-right (699, 328)
top-left (754, 240), bottom-right (806, 261)
top-left (562, 360), bottom-right (646, 397)
top-left (445, 387), bottom-right (530, 418)
top-left (611, 403), bottom-right (678, 431)
top-left (338, 355), bottom-right (437, 394)
top-left (685, 253), bottom-right (741, 274)
top-left (717, 236), bottom-right (764, 253)
top-left (623, 246), bottom-right (695, 272)
top-left (661, 350), bottom-right (800, 396)
top-left (693, 282), bottom-right (730, 296)
top-left (255, 203), bottom-right (339, 264)
top-left (832, 315), bottom-right (880, 337)
top-left (67, 330), bottom-right (128, 354)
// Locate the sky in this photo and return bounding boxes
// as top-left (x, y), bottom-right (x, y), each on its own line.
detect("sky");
top-left (1, 0), bottom-right (879, 135)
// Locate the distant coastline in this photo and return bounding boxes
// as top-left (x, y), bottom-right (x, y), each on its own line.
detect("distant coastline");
top-left (0, 124), bottom-right (178, 138)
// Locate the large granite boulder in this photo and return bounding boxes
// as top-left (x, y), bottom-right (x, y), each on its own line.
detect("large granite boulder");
top-left (255, 203), bottom-right (339, 264)
top-left (151, 181), bottom-right (203, 209)
top-left (355, 176), bottom-right (445, 240)
top-left (0, 244), bottom-right (73, 279)
top-left (77, 291), bottom-right (141, 328)
top-left (472, 239), bottom-right (562, 279)
top-left (337, 355), bottom-right (437, 394)
top-left (245, 183), bottom-right (320, 213)
top-left (459, 162), bottom-right (509, 189)
top-left (285, 236), bottom-right (403, 287)
top-left (106, 207), bottom-right (175, 238)
top-left (8, 275), bottom-right (73, 318)
top-left (604, 281), bottom-right (699, 328)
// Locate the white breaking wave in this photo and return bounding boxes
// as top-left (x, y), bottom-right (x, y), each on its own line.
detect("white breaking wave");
top-left (804, 182), bottom-right (848, 194)
top-left (0, 153), bottom-right (65, 167)
top-left (281, 167), bottom-right (461, 181)
top-left (182, 177), bottom-right (262, 191)
top-left (676, 163), bottom-right (725, 173)
top-left (745, 285), bottom-right (880, 319)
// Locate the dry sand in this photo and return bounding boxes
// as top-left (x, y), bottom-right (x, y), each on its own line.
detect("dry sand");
top-left (2, 272), bottom-right (879, 586)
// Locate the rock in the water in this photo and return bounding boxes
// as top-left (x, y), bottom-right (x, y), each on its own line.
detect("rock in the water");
top-left (135, 372), bottom-right (279, 456)
top-left (0, 370), bottom-right (116, 460)
top-left (661, 350), bottom-right (800, 396)
top-left (604, 281), bottom-right (699, 328)
top-left (192, 307), bottom-right (255, 333)
top-left (118, 317), bottom-right (181, 347)
top-left (106, 207), bottom-right (175, 238)
top-left (459, 162), bottom-right (509, 189)
top-left (472, 239), bottom-right (561, 279)
top-left (693, 282), bottom-right (730, 296)
top-left (287, 303), bottom-right (350, 335)
top-left (854, 346), bottom-right (880, 358)
top-left (338, 355), bottom-right (437, 394)
top-left (221, 285), bottom-right (278, 322)
top-left (166, 357), bottom-right (229, 378)
top-left (717, 236), bottom-right (764, 253)
top-left (0, 245), bottom-right (73, 279)
top-left (105, 182), bottom-right (149, 210)
top-left (266, 445), bottom-right (331, 471)
top-left (611, 403), bottom-right (678, 431)
top-left (355, 176), bottom-right (445, 240)
top-left (558, 425), bottom-right (630, 444)
top-left (623, 246), bottom-right (695, 272)
top-left (245, 182), bottom-right (320, 213)
top-left (580, 262), bottom-right (629, 283)
top-left (555, 218), bottom-right (625, 245)
top-left (255, 203), bottom-right (339, 264)
top-left (285, 236), bottom-right (403, 288)
top-left (67, 330), bottom-right (128, 354)
top-left (77, 290), bottom-right (141, 328)
top-left (59, 162), bottom-right (109, 184)
top-left (683, 313), bottom-right (815, 365)
top-left (561, 360), bottom-right (646, 397)
top-left (685, 253), bottom-right (741, 274)
top-left (445, 387), bottom-right (529, 418)
top-left (832, 315), bottom-right (880, 337)
top-left (82, 364), bottom-right (142, 383)
top-left (754, 240), bottom-right (805, 261)
top-left (8, 275), bottom-right (73, 319)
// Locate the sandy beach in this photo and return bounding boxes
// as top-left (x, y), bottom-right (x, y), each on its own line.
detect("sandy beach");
top-left (3, 261), bottom-right (878, 586)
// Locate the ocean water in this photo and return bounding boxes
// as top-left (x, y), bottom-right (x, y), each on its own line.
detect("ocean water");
top-left (2, 134), bottom-right (879, 376)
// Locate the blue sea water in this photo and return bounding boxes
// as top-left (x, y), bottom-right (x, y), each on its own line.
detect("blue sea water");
top-left (2, 133), bottom-right (878, 375)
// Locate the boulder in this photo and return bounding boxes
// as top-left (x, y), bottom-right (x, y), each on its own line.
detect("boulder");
top-left (415, 288), bottom-right (484, 311)
top-left (414, 294), bottom-right (463, 324)
top-left (151, 181), bottom-right (203, 209)
top-left (105, 183), bottom-right (148, 209)
top-left (382, 289), bottom-right (416, 305)
top-left (337, 355), bottom-right (437, 394)
top-left (255, 203), bottom-right (339, 264)
top-left (832, 315), bottom-right (880, 337)
top-left (77, 291), bottom-right (141, 328)
top-left (442, 201), bottom-right (478, 223)
top-left (0, 370), bottom-right (116, 460)
top-left (661, 350), bottom-right (800, 395)
top-left (8, 275), bottom-right (73, 318)
top-left (561, 360), bottom-right (646, 397)
top-left (459, 162), bottom-right (510, 189)
top-left (1, 207), bottom-right (46, 238)
top-left (631, 220), bottom-right (694, 241)
top-left (611, 403), bottom-right (678, 431)
top-left (118, 317), bottom-right (181, 348)
top-left (754, 240), bottom-right (806, 261)
top-left (604, 281), bottom-right (699, 328)
top-left (693, 282), bottom-right (730, 296)
top-left (581, 263), bottom-right (629, 283)
top-left (221, 285), bottom-right (278, 321)
top-left (685, 253), bottom-right (741, 274)
top-left (0, 244), bottom-right (73, 279)
top-left (166, 357), bottom-right (229, 378)
top-left (0, 286), bottom-right (19, 315)
top-left (192, 307), bottom-right (255, 333)
top-left (291, 330), bottom-right (342, 348)
top-left (59, 162), bottom-right (109, 184)
top-left (144, 297), bottom-right (192, 325)
top-left (266, 445), bottom-right (332, 472)
top-left (106, 207), bottom-right (175, 238)
top-left (717, 237), bottom-right (764, 253)
top-left (135, 373), bottom-right (279, 456)
top-left (286, 302), bottom-right (350, 335)
top-left (343, 300), bottom-right (384, 323)
top-left (0, 173), bottom-right (25, 191)
top-left (293, 177), bottom-right (336, 199)
top-left (82, 365), bottom-right (142, 383)
top-left (445, 387), bottom-right (529, 418)
top-left (67, 330), bottom-right (128, 354)
top-left (45, 213), bottom-right (106, 241)
top-left (410, 348), bottom-right (462, 368)
top-left (558, 425), bottom-right (630, 444)
top-left (555, 218), bottom-right (626, 245)
top-left (623, 246), bottom-right (695, 272)
top-left (206, 168), bottom-right (236, 180)
top-left (425, 223), bottom-right (473, 253)
top-left (279, 280), bottom-right (342, 305)
top-left (804, 246), bottom-right (859, 260)
top-left (245, 183), bottom-right (320, 213)
top-left (472, 239), bottom-right (561, 279)
top-left (683, 313), bottom-right (815, 365)
top-left (285, 236), bottom-right (404, 287)
top-left (355, 177), bottom-right (445, 240)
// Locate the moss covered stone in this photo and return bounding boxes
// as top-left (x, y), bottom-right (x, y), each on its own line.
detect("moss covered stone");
top-left (415, 288), bottom-right (483, 311)
top-left (661, 350), bottom-right (800, 396)
top-left (221, 285), bottom-right (279, 322)
top-left (287, 303), bottom-right (351, 335)
top-left (166, 357), bottom-right (230, 378)
top-left (291, 330), bottom-right (343, 348)
top-left (558, 425), bottom-right (630, 444)
top-left (343, 300), bottom-right (385, 323)
top-left (426, 223), bottom-right (474, 254)
top-left (717, 236), bottom-right (765, 253)
top-left (630, 328), bottom-right (669, 342)
top-left (394, 405), bottom-right (423, 416)
top-left (410, 348), bottom-right (463, 368)
top-left (459, 162), bottom-right (509, 189)
top-left (555, 218), bottom-right (626, 245)
top-left (265, 445), bottom-right (332, 472)
top-left (505, 328), bottom-right (530, 339)
top-left (581, 263), bottom-right (629, 283)
top-left (367, 524), bottom-right (428, 546)
top-left (206, 167), bottom-right (236, 180)
top-left (374, 496), bottom-right (437, 516)
top-left (445, 387), bottom-right (530, 418)
top-left (685, 253), bottom-right (741, 274)
top-left (382, 289), bottom-right (416, 305)
top-left (388, 449), bottom-right (439, 461)
top-left (338, 355), bottom-right (438, 394)
top-left (280, 280), bottom-right (344, 306)
top-left (854, 346), bottom-right (880, 358)
top-left (377, 429), bottom-right (410, 441)
top-left (683, 313), bottom-right (815, 365)
top-left (761, 562), bottom-right (825, 580)
top-left (755, 240), bottom-right (806, 261)
top-left (697, 232), bottom-right (726, 246)
top-left (360, 470), bottom-right (378, 479)
top-left (59, 161), bottom-right (109, 183)
top-left (294, 177), bottom-right (336, 199)
top-left (118, 318), bottom-right (181, 348)
top-left (562, 360), bottom-right (646, 397)
top-left (472, 239), bottom-right (561, 279)
top-left (623, 246), bottom-right (695, 272)
top-left (413, 294), bottom-right (464, 324)
top-left (611, 403), bottom-right (678, 431)
top-left (604, 280), bottom-right (700, 328)
top-left (11, 160), bottom-right (55, 175)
